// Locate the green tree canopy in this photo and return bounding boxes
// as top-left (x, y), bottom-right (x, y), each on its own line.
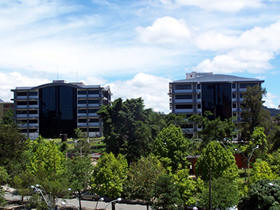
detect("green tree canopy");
top-left (199, 177), bottom-right (239, 210)
top-left (196, 141), bottom-right (238, 181)
top-left (125, 154), bottom-right (165, 202)
top-left (92, 152), bottom-right (128, 198)
top-left (98, 98), bottom-right (167, 163)
top-left (189, 111), bottom-right (236, 147)
top-left (152, 174), bottom-right (182, 210)
top-left (239, 180), bottom-right (280, 210)
top-left (153, 124), bottom-right (190, 172)
top-left (250, 159), bottom-right (276, 184)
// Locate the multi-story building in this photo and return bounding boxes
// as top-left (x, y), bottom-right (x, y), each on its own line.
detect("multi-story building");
top-left (169, 72), bottom-right (264, 136)
top-left (12, 80), bottom-right (111, 139)
top-left (0, 100), bottom-right (14, 119)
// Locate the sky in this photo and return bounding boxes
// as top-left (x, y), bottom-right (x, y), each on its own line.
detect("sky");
top-left (0, 0), bottom-right (280, 113)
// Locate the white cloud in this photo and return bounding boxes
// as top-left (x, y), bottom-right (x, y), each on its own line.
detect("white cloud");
top-left (172, 0), bottom-right (263, 12)
top-left (264, 92), bottom-right (280, 108)
top-left (194, 21), bottom-right (280, 74)
top-left (0, 72), bottom-right (49, 102)
top-left (108, 73), bottom-right (171, 113)
top-left (137, 16), bottom-right (191, 45)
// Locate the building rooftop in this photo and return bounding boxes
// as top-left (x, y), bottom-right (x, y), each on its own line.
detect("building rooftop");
top-left (172, 72), bottom-right (264, 83)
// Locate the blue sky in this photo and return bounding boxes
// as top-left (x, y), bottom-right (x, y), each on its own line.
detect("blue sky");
top-left (0, 0), bottom-right (280, 113)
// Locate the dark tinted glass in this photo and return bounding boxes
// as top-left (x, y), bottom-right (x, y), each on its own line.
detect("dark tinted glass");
top-left (39, 85), bottom-right (77, 138)
top-left (175, 95), bottom-right (192, 99)
top-left (202, 83), bottom-right (232, 120)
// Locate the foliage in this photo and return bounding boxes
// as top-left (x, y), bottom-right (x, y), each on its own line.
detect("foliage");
top-left (125, 155), bottom-right (165, 202)
top-left (92, 152), bottom-right (128, 198)
top-left (25, 137), bottom-right (68, 209)
top-left (196, 141), bottom-right (238, 181)
top-left (98, 98), bottom-right (167, 163)
top-left (172, 168), bottom-right (204, 207)
top-left (239, 180), bottom-right (280, 210)
top-left (241, 85), bottom-right (271, 141)
top-left (153, 124), bottom-right (190, 172)
top-left (199, 177), bottom-right (239, 209)
top-left (73, 128), bottom-right (91, 155)
top-left (267, 148), bottom-right (280, 176)
top-left (0, 110), bottom-right (15, 127)
top-left (0, 166), bottom-right (9, 206)
top-left (250, 159), bottom-right (276, 183)
top-left (152, 174), bottom-right (182, 210)
top-left (0, 124), bottom-right (26, 172)
top-left (189, 112), bottom-right (236, 147)
top-left (66, 156), bottom-right (94, 210)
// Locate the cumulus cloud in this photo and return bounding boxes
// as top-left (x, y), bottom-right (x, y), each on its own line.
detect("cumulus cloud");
top-left (137, 16), bottom-right (191, 45)
top-left (194, 21), bottom-right (280, 74)
top-left (162, 0), bottom-right (263, 12)
top-left (108, 73), bottom-right (171, 113)
top-left (264, 92), bottom-right (280, 108)
top-left (0, 72), bottom-right (49, 102)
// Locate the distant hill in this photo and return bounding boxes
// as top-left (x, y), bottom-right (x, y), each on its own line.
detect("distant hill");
top-left (264, 106), bottom-right (280, 116)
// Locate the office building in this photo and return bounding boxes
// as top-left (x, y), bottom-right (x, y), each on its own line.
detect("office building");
top-left (169, 72), bottom-right (263, 136)
top-left (12, 80), bottom-right (111, 139)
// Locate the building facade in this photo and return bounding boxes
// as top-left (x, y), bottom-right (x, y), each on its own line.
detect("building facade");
top-left (169, 72), bottom-right (264, 136)
top-left (12, 80), bottom-right (111, 139)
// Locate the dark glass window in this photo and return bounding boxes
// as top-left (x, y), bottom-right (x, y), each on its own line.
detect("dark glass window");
top-left (78, 109), bottom-right (87, 113)
top-left (175, 84), bottom-right (192, 90)
top-left (29, 92), bottom-right (37, 96)
top-left (29, 120), bottom-right (37, 123)
top-left (197, 84), bottom-right (200, 89)
top-left (88, 90), bottom-right (99, 94)
top-left (78, 119), bottom-right (87, 123)
top-left (29, 110), bottom-right (37, 114)
top-left (175, 104), bottom-right (193, 109)
top-left (29, 101), bottom-right (37, 105)
top-left (39, 85), bottom-right (77, 138)
top-left (89, 128), bottom-right (99, 132)
top-left (175, 95), bottom-right (192, 99)
top-left (233, 103), bottom-right (236, 108)
top-left (17, 92), bottom-right (27, 96)
top-left (201, 83), bottom-right (232, 120)
top-left (88, 109), bottom-right (97, 113)
top-left (78, 90), bottom-right (87, 95)
top-left (78, 100), bottom-right (87, 104)
top-left (88, 100), bottom-right (99, 103)
top-left (29, 129), bottom-right (38, 133)
top-left (17, 101), bottom-right (27, 105)
top-left (240, 83), bottom-right (258, 88)
top-left (232, 84), bottom-right (236, 88)
top-left (89, 118), bottom-right (99, 122)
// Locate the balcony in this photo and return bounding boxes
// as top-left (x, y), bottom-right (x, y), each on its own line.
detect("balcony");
top-left (197, 98), bottom-right (201, 103)
top-left (88, 94), bottom-right (99, 98)
top-left (77, 113), bottom-right (87, 117)
top-left (88, 103), bottom-right (99, 107)
top-left (88, 122), bottom-right (100, 127)
top-left (17, 96), bottom-right (28, 100)
top-left (29, 105), bottom-right (39, 109)
top-left (17, 105), bottom-right (28, 109)
top-left (29, 114), bottom-right (39, 118)
top-left (232, 108), bottom-right (237, 112)
top-left (174, 89), bottom-right (193, 94)
top-left (77, 104), bottom-right (87, 108)
top-left (77, 122), bottom-right (87, 127)
top-left (18, 123), bottom-right (28, 128)
top-left (89, 132), bottom-right (100, 137)
top-left (29, 123), bottom-right (39, 128)
top-left (232, 98), bottom-right (237, 102)
top-left (88, 113), bottom-right (98, 117)
top-left (182, 128), bottom-right (194, 133)
top-left (197, 108), bottom-right (202, 113)
top-left (16, 114), bottom-right (28, 118)
top-left (174, 109), bottom-right (194, 113)
top-left (77, 94), bottom-right (87, 98)
top-left (174, 99), bottom-right (193, 103)
top-left (29, 95), bottom-right (38, 99)
top-left (240, 88), bottom-right (247, 92)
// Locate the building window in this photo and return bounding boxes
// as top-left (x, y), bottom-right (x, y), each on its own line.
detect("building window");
top-left (197, 84), bottom-right (200, 89)
top-left (240, 83), bottom-right (257, 88)
top-left (175, 104), bottom-right (193, 109)
top-left (17, 92), bottom-right (27, 96)
top-left (233, 103), bottom-right (236, 108)
top-left (232, 83), bottom-right (236, 88)
top-left (78, 90), bottom-right (87, 95)
top-left (175, 95), bottom-right (192, 99)
top-left (175, 84), bottom-right (192, 90)
top-left (88, 90), bottom-right (99, 94)
top-left (232, 93), bottom-right (236, 98)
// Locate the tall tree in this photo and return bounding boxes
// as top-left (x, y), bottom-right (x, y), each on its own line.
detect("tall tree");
top-left (153, 124), bottom-right (190, 172)
top-left (196, 141), bottom-right (238, 181)
top-left (25, 137), bottom-right (68, 209)
top-left (250, 159), bottom-right (276, 184)
top-left (98, 98), bottom-right (166, 163)
top-left (0, 166), bottom-right (9, 205)
top-left (66, 156), bottom-right (94, 210)
top-left (241, 85), bottom-right (271, 141)
top-left (125, 155), bottom-right (165, 202)
top-left (91, 153), bottom-right (128, 198)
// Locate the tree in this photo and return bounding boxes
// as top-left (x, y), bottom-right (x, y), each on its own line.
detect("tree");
top-left (152, 174), bottom-right (182, 210)
top-left (125, 155), bottom-right (165, 202)
top-left (66, 156), bottom-right (94, 210)
top-left (241, 85), bottom-right (271, 141)
top-left (250, 159), bottom-right (276, 184)
top-left (91, 153), bottom-right (128, 198)
top-left (172, 168), bottom-right (204, 207)
top-left (196, 141), bottom-right (238, 181)
top-left (25, 137), bottom-right (68, 209)
top-left (153, 124), bottom-right (190, 172)
top-left (98, 98), bottom-right (167, 163)
top-left (239, 180), bottom-right (280, 210)
top-left (0, 166), bottom-right (9, 205)
top-left (199, 177), bottom-right (239, 210)
top-left (0, 124), bottom-right (26, 173)
top-left (189, 112), bottom-right (236, 147)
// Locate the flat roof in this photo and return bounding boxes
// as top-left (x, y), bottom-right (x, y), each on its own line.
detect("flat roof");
top-left (172, 73), bottom-right (264, 83)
